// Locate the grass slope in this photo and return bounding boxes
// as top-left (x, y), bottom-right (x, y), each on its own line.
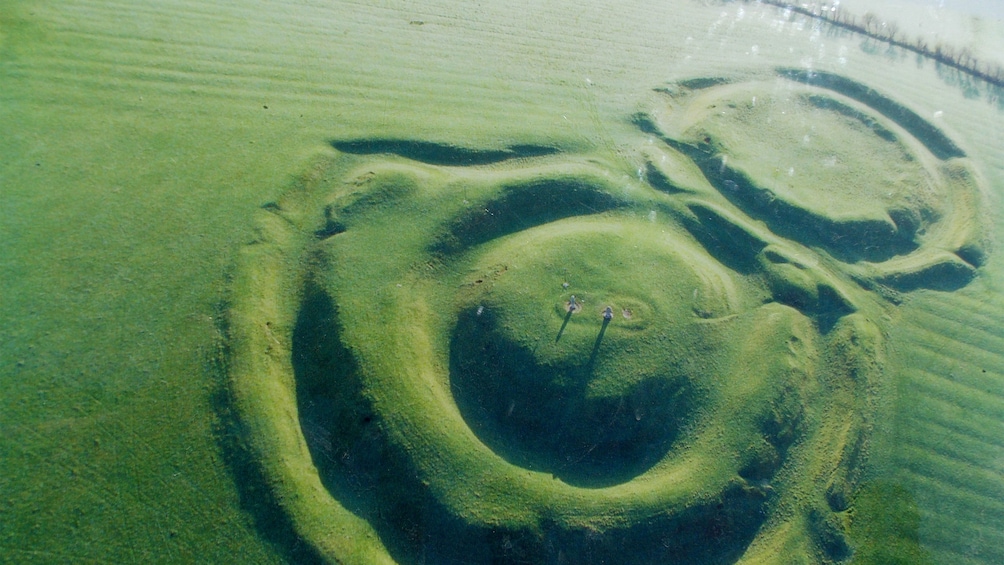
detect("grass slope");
top-left (226, 111), bottom-right (907, 562)
top-left (2, 0), bottom-right (1004, 563)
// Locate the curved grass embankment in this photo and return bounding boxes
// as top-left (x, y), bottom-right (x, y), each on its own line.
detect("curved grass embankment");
top-left (224, 70), bottom-right (990, 563)
top-left (644, 70), bottom-right (991, 292)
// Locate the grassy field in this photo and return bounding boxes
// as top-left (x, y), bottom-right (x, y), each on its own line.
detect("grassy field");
top-left (2, 0), bottom-right (1004, 563)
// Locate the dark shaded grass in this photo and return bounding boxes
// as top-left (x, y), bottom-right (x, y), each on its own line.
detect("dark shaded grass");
top-left (691, 155), bottom-right (918, 264)
top-left (777, 69), bottom-right (965, 160)
top-left (431, 177), bottom-right (625, 256)
top-left (288, 283), bottom-right (769, 564)
top-left (449, 306), bottom-right (690, 487)
top-left (212, 297), bottom-right (327, 565)
top-left (331, 139), bottom-right (558, 166)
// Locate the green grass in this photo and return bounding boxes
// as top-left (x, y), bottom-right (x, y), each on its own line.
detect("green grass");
top-left (860, 287), bottom-right (1004, 565)
top-left (3, 0), bottom-right (1004, 563)
top-left (225, 126), bottom-right (896, 562)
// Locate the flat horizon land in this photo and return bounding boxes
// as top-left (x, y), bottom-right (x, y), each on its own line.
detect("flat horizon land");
top-left (2, 1), bottom-right (1004, 563)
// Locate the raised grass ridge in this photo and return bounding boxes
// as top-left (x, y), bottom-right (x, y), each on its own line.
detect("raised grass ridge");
top-left (226, 67), bottom-right (992, 562)
top-left (777, 68), bottom-right (965, 160)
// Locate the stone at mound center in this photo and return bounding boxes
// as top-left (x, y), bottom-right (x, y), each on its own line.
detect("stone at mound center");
top-left (450, 216), bottom-right (736, 485)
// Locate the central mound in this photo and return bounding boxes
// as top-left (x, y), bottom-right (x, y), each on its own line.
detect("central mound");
top-left (450, 216), bottom-right (734, 486)
top-left (226, 70), bottom-right (991, 564)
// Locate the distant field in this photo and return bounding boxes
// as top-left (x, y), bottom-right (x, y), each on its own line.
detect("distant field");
top-left (2, 1), bottom-right (1003, 563)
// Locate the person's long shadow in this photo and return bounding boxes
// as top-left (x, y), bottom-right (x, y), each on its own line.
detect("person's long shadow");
top-left (585, 316), bottom-right (611, 371)
top-left (555, 309), bottom-right (573, 343)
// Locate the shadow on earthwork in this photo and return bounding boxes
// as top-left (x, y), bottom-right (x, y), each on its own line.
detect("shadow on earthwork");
top-left (290, 281), bottom-right (432, 564)
top-left (450, 307), bottom-right (685, 489)
top-left (211, 301), bottom-right (326, 564)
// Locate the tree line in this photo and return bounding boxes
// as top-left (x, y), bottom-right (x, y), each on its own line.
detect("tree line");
top-left (748, 0), bottom-right (1004, 87)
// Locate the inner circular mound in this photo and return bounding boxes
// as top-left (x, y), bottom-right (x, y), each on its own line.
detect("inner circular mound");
top-left (449, 217), bottom-right (729, 487)
top-left (682, 85), bottom-right (945, 262)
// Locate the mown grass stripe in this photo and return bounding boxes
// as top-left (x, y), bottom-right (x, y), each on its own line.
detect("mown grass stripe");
top-left (898, 391), bottom-right (1004, 452)
top-left (901, 344), bottom-right (1004, 398)
top-left (904, 367), bottom-right (1004, 422)
top-left (27, 33), bottom-right (534, 87)
top-left (53, 0), bottom-right (663, 74)
top-left (906, 297), bottom-right (1004, 342)
top-left (905, 303), bottom-right (1004, 355)
top-left (895, 466), bottom-right (1004, 563)
top-left (6, 0), bottom-right (1003, 561)
top-left (899, 412), bottom-right (1004, 475)
top-left (896, 450), bottom-right (1004, 528)
top-left (894, 321), bottom-right (1004, 395)
top-left (19, 25), bottom-right (597, 120)
top-left (16, 59), bottom-right (571, 123)
top-left (916, 290), bottom-right (1004, 327)
top-left (894, 401), bottom-right (1004, 496)
top-left (361, 0), bottom-right (680, 56)
top-left (51, 0), bottom-right (692, 98)
top-left (899, 300), bottom-right (1004, 344)
top-left (908, 292), bottom-right (1004, 321)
